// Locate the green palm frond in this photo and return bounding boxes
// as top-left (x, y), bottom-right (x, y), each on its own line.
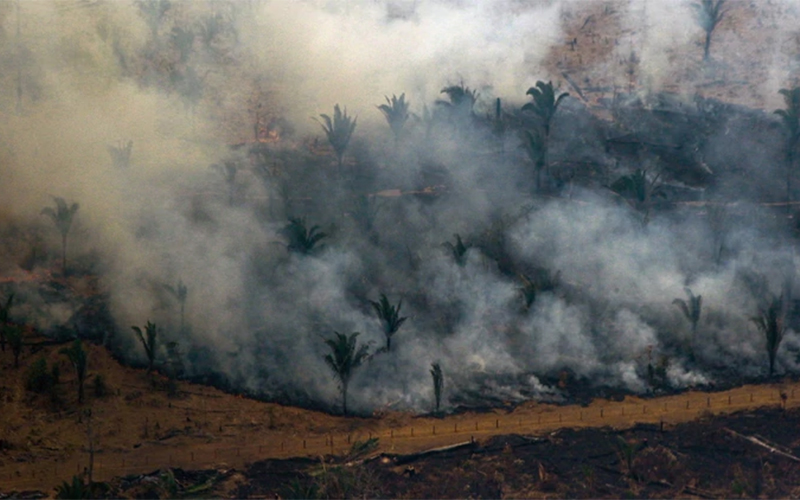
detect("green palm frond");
top-left (324, 331), bottom-right (369, 415)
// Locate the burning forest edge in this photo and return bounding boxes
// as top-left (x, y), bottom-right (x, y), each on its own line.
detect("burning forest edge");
top-left (4, 0), bottom-right (800, 429)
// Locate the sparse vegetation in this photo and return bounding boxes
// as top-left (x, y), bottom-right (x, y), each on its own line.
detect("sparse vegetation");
top-left (369, 294), bottom-right (408, 352)
top-left (323, 331), bottom-right (369, 416)
top-left (40, 197), bottom-right (79, 274)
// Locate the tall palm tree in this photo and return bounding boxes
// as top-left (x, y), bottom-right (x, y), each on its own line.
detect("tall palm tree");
top-left (280, 217), bottom-right (327, 255)
top-left (163, 279), bottom-right (188, 334)
top-left (673, 287), bottom-right (702, 360)
top-left (522, 81), bottom-right (569, 138)
top-left (41, 197), bottom-right (79, 273)
top-left (430, 362), bottom-right (444, 413)
top-left (775, 87), bottom-right (800, 209)
top-left (521, 128), bottom-right (546, 193)
top-left (691, 0), bottom-right (727, 61)
top-left (0, 293), bottom-right (13, 352)
top-left (316, 104), bottom-right (357, 175)
top-left (132, 321), bottom-right (158, 373)
top-left (521, 81), bottom-right (568, 192)
top-left (673, 287), bottom-right (702, 337)
top-left (436, 84), bottom-right (478, 126)
top-left (60, 339), bottom-right (88, 404)
top-left (323, 331), bottom-right (369, 415)
top-left (370, 294), bottom-right (408, 351)
top-left (751, 294), bottom-right (786, 377)
top-left (377, 93), bottom-right (410, 146)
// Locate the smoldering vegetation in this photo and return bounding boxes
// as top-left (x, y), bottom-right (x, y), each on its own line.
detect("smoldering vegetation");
top-left (1, 0), bottom-right (800, 416)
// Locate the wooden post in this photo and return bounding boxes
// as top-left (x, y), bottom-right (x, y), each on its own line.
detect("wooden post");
top-left (600, 409), bottom-right (604, 418)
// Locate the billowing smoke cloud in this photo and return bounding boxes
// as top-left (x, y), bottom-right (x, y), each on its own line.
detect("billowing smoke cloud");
top-left (0, 0), bottom-right (799, 416)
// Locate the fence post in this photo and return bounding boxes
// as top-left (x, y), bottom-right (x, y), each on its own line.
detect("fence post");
top-left (600, 408), bottom-right (604, 418)
top-left (495, 419), bottom-right (499, 429)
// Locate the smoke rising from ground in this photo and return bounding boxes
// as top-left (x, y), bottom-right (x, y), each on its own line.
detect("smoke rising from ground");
top-left (0, 0), bottom-right (799, 415)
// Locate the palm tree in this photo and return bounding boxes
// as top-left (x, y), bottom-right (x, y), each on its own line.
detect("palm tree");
top-left (430, 362), bottom-right (444, 413)
top-left (316, 104), bottom-right (357, 175)
top-left (751, 294), bottom-right (786, 377)
top-left (521, 128), bottom-right (546, 193)
top-left (377, 93), bottom-right (410, 146)
top-left (610, 168), bottom-right (665, 225)
top-left (673, 287), bottom-right (702, 336)
top-left (521, 81), bottom-right (568, 192)
top-left (323, 331), bottom-right (369, 415)
top-left (279, 217), bottom-right (327, 255)
top-left (132, 321), bottom-right (158, 373)
top-left (41, 197), bottom-right (79, 273)
top-left (691, 0), bottom-right (727, 61)
top-left (673, 287), bottom-right (702, 360)
top-left (163, 279), bottom-right (188, 334)
top-left (60, 339), bottom-right (88, 404)
top-left (436, 84), bottom-right (478, 125)
top-left (370, 294), bottom-right (408, 351)
top-left (522, 81), bottom-right (569, 138)
top-left (0, 293), bottom-right (13, 352)
top-left (775, 87), bottom-right (800, 209)
top-left (6, 325), bottom-right (23, 368)
top-left (443, 234), bottom-right (470, 267)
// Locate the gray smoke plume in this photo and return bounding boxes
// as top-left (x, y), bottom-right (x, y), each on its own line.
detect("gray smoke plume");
top-left (0, 0), bottom-right (799, 415)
